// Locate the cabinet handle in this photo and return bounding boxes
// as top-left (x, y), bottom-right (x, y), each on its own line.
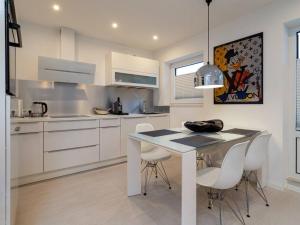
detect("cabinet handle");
top-left (12, 132), bottom-right (41, 135)
top-left (46, 145), bottom-right (98, 153)
top-left (122, 117), bottom-right (146, 120)
top-left (46, 128), bottom-right (98, 133)
top-left (14, 127), bottom-right (21, 132)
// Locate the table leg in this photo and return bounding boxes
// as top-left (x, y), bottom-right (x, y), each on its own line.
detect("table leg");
top-left (181, 151), bottom-right (197, 225)
top-left (127, 137), bottom-right (141, 196)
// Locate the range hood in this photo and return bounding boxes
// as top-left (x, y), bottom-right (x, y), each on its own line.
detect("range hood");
top-left (38, 27), bottom-right (96, 84)
top-left (38, 56), bottom-right (96, 84)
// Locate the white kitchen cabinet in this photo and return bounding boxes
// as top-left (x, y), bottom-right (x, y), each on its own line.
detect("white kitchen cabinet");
top-left (11, 123), bottom-right (43, 178)
top-left (100, 126), bottom-right (121, 161)
top-left (11, 122), bottom-right (43, 134)
top-left (44, 145), bottom-right (99, 172)
top-left (153, 62), bottom-right (171, 106)
top-left (120, 117), bottom-right (147, 156)
top-left (147, 115), bottom-right (170, 130)
top-left (99, 118), bottom-right (120, 128)
top-left (106, 52), bottom-right (159, 88)
top-left (44, 120), bottom-right (100, 172)
top-left (44, 128), bottom-right (99, 151)
top-left (11, 115), bottom-right (170, 182)
top-left (44, 119), bottom-right (99, 131)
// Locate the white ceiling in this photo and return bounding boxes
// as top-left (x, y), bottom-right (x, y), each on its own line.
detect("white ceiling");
top-left (15, 0), bottom-right (274, 51)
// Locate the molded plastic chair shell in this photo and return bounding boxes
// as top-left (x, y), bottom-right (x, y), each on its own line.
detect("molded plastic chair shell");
top-left (136, 123), bottom-right (156, 153)
top-left (197, 141), bottom-right (249, 190)
top-left (213, 141), bottom-right (249, 189)
top-left (244, 133), bottom-right (271, 172)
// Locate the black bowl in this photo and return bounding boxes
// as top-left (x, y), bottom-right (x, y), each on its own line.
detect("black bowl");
top-left (184, 119), bottom-right (224, 133)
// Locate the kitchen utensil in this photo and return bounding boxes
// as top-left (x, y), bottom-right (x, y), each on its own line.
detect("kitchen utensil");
top-left (111, 97), bottom-right (123, 114)
top-left (32, 101), bottom-right (48, 117)
top-left (93, 107), bottom-right (110, 115)
top-left (184, 119), bottom-right (224, 132)
top-left (11, 98), bottom-right (23, 117)
top-left (140, 100), bottom-right (147, 113)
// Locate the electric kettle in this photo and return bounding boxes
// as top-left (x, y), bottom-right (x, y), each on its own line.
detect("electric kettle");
top-left (32, 101), bottom-right (48, 117)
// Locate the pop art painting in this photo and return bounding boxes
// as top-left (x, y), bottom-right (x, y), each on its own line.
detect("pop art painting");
top-left (214, 33), bottom-right (263, 104)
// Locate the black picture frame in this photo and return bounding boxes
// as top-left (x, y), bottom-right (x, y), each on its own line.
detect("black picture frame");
top-left (213, 32), bottom-right (264, 104)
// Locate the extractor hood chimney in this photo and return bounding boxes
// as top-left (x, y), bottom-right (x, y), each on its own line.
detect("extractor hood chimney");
top-left (60, 27), bottom-right (76, 60)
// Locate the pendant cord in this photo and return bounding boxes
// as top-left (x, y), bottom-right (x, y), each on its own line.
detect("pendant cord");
top-left (207, 1), bottom-right (210, 64)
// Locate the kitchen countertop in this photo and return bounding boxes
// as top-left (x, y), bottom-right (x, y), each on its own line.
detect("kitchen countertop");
top-left (11, 113), bottom-right (170, 123)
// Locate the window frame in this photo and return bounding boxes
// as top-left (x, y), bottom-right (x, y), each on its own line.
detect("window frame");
top-left (175, 62), bottom-right (204, 77)
top-left (170, 56), bottom-right (204, 105)
top-left (297, 31), bottom-right (300, 59)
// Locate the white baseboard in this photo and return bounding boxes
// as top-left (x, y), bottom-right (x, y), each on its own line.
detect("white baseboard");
top-left (267, 182), bottom-right (285, 191)
top-left (286, 183), bottom-right (300, 193)
top-left (12, 157), bottom-right (127, 187)
top-left (285, 176), bottom-right (300, 193)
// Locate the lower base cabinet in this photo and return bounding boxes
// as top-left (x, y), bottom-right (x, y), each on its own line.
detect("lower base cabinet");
top-left (147, 115), bottom-right (170, 130)
top-left (100, 126), bottom-right (121, 161)
top-left (121, 117), bottom-right (147, 156)
top-left (11, 132), bottom-right (43, 178)
top-left (11, 115), bottom-right (170, 181)
top-left (297, 138), bottom-right (300, 174)
top-left (44, 145), bottom-right (100, 172)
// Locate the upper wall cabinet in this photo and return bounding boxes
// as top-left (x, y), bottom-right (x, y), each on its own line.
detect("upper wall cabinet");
top-left (106, 52), bottom-right (159, 88)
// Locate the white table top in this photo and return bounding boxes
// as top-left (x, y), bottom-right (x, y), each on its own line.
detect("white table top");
top-left (129, 128), bottom-right (247, 154)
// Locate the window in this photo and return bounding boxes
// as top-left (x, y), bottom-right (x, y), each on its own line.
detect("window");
top-left (170, 56), bottom-right (204, 104)
top-left (175, 63), bottom-right (204, 76)
top-left (298, 32), bottom-right (300, 59)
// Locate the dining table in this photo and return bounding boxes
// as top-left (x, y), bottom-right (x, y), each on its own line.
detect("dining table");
top-left (126, 127), bottom-right (264, 225)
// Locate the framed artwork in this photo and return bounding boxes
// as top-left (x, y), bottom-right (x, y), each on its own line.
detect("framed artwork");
top-left (214, 32), bottom-right (263, 104)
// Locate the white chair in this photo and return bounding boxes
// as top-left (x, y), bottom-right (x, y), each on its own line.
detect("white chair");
top-left (136, 123), bottom-right (172, 195)
top-left (242, 132), bottom-right (272, 218)
top-left (196, 141), bottom-right (250, 225)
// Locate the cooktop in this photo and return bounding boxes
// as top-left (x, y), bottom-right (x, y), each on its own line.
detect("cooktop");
top-left (50, 115), bottom-right (91, 118)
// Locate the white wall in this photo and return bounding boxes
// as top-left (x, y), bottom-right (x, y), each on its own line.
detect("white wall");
top-left (16, 21), bottom-right (154, 85)
top-left (154, 0), bottom-right (300, 189)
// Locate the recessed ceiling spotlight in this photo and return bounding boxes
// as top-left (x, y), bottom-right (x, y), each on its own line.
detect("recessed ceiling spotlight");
top-left (112, 23), bottom-right (118, 29)
top-left (52, 4), bottom-right (61, 11)
top-left (153, 35), bottom-right (158, 40)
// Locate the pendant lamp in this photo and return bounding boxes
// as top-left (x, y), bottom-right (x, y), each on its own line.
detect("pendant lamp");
top-left (194, 0), bottom-right (224, 89)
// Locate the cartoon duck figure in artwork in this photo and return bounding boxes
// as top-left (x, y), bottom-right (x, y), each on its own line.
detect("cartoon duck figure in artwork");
top-left (216, 49), bottom-right (254, 102)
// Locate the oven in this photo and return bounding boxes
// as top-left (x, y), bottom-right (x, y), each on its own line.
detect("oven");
top-left (5, 0), bottom-right (22, 96)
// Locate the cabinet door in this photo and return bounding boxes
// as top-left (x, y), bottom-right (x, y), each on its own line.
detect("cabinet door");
top-left (147, 115), bottom-right (170, 130)
top-left (120, 117), bottom-right (147, 156)
top-left (11, 133), bottom-right (43, 178)
top-left (100, 126), bottom-right (121, 161)
top-left (44, 120), bottom-right (99, 131)
top-left (11, 122), bottom-right (43, 134)
top-left (111, 52), bottom-right (159, 75)
top-left (44, 145), bottom-right (99, 172)
top-left (44, 128), bottom-right (99, 152)
top-left (114, 72), bottom-right (157, 86)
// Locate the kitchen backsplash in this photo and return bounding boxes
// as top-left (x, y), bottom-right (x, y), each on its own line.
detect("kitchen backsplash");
top-left (16, 80), bottom-right (155, 115)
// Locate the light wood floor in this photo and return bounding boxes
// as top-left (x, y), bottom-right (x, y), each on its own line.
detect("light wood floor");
top-left (12, 156), bottom-right (300, 225)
